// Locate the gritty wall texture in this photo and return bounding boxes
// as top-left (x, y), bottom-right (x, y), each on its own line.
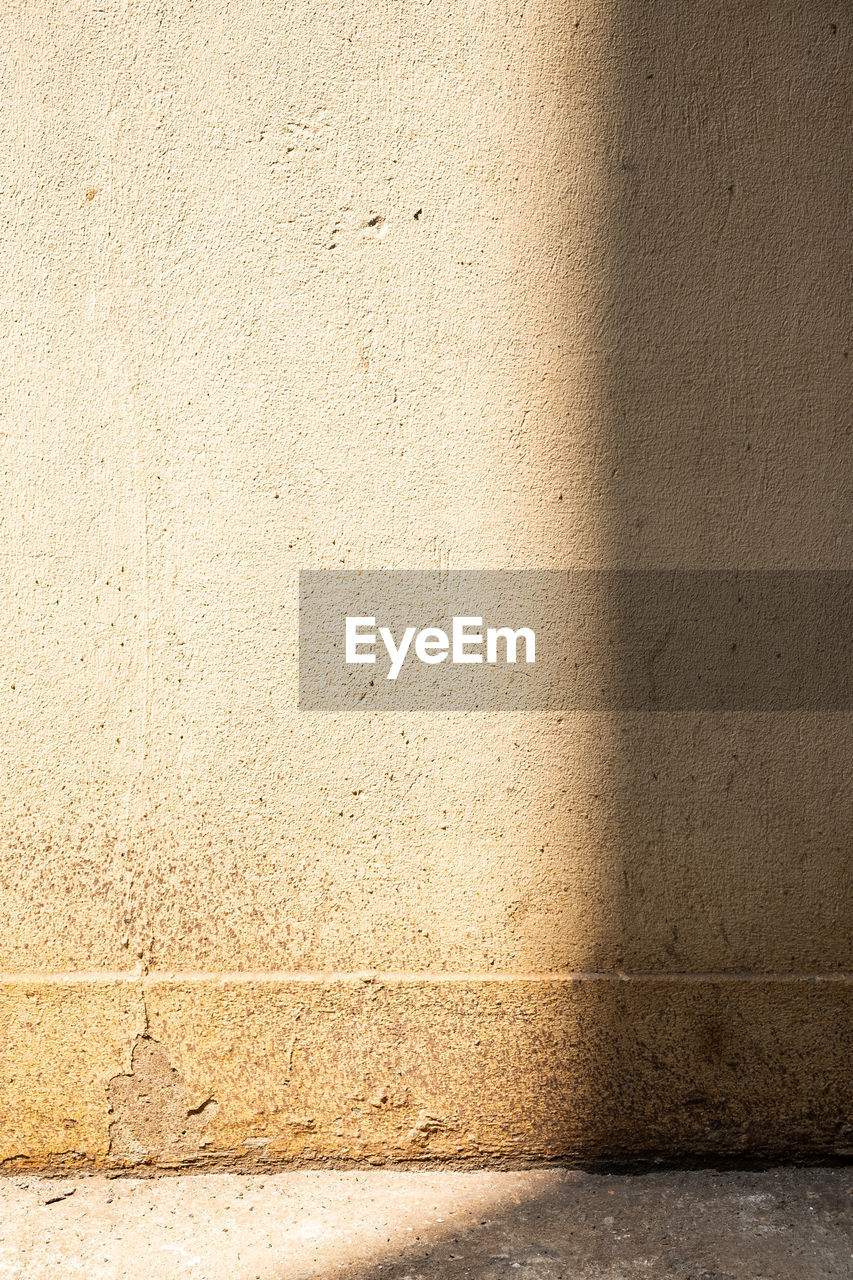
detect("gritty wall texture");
top-left (0, 0), bottom-right (850, 1169)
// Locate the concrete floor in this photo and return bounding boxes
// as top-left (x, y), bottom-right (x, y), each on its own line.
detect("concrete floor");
top-left (0, 1167), bottom-right (849, 1279)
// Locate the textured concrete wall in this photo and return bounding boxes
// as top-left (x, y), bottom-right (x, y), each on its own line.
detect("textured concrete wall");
top-left (0, 0), bottom-right (849, 1168)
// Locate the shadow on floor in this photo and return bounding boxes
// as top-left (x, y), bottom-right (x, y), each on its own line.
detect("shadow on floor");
top-left (329, 1167), bottom-right (852, 1280)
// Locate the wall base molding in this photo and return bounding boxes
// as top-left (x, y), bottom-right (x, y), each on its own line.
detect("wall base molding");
top-left (1, 975), bottom-right (849, 1171)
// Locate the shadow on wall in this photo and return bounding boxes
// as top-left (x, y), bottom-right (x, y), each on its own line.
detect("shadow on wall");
top-left (570, 0), bottom-right (852, 1160)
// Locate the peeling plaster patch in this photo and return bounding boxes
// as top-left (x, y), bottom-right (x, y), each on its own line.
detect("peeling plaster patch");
top-left (107, 1036), bottom-right (218, 1168)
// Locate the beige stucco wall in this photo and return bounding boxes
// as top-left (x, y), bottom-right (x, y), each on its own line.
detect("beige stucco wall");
top-left (0, 0), bottom-right (849, 1168)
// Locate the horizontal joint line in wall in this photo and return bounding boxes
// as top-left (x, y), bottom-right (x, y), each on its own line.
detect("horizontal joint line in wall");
top-left (0, 970), bottom-right (850, 985)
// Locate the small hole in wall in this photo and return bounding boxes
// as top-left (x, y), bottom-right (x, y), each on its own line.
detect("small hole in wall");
top-left (85, 187), bottom-right (97, 201)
